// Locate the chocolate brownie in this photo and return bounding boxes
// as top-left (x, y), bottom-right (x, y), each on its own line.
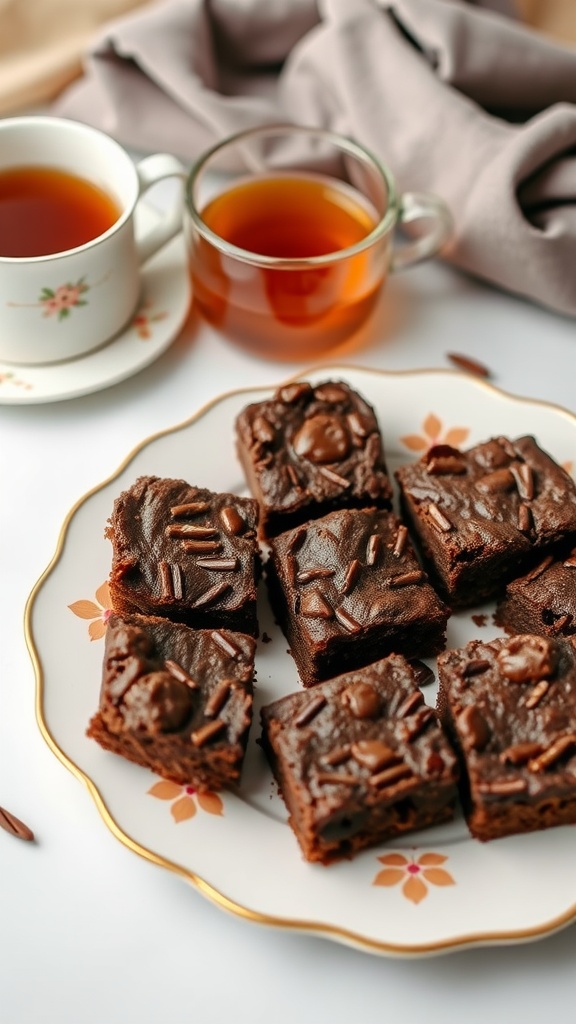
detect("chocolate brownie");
top-left (395, 436), bottom-right (576, 607)
top-left (495, 550), bottom-right (576, 639)
top-left (235, 379), bottom-right (392, 538)
top-left (260, 655), bottom-right (459, 864)
top-left (265, 507), bottom-right (450, 687)
top-left (106, 476), bottom-right (260, 635)
top-left (88, 613), bottom-right (255, 790)
top-left (437, 634), bottom-right (576, 841)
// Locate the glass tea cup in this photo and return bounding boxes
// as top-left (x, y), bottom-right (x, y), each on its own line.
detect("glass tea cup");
top-left (184, 124), bottom-right (452, 360)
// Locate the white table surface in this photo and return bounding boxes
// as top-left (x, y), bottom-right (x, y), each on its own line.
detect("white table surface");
top-left (2, 223), bottom-right (576, 1024)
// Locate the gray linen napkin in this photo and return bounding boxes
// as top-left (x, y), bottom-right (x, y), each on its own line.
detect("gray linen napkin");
top-left (54, 0), bottom-right (576, 317)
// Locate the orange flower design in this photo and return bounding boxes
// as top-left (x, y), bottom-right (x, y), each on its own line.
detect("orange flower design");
top-left (400, 413), bottom-right (469, 453)
top-left (373, 851), bottom-right (455, 904)
top-left (148, 780), bottom-right (224, 822)
top-left (68, 581), bottom-right (113, 640)
top-left (132, 302), bottom-right (168, 339)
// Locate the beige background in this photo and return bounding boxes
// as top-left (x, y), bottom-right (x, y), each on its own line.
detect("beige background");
top-left (515, 0), bottom-right (576, 42)
top-left (0, 0), bottom-right (152, 114)
top-left (0, 0), bottom-right (574, 117)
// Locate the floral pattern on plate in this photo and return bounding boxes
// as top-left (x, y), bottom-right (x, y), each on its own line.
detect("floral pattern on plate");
top-left (69, 581), bottom-right (112, 641)
top-left (373, 851), bottom-right (456, 904)
top-left (400, 412), bottom-right (469, 453)
top-left (148, 780), bottom-right (224, 822)
top-left (29, 367), bottom-right (576, 956)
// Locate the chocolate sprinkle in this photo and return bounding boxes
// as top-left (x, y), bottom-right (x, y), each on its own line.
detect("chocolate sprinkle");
top-left (164, 659), bottom-right (199, 689)
top-left (193, 581), bottom-right (231, 608)
top-left (294, 694), bottom-right (327, 728)
top-left (210, 630), bottom-right (240, 658)
top-left (191, 719), bottom-right (227, 747)
top-left (392, 525), bottom-right (408, 558)
top-left (170, 501), bottom-right (210, 517)
top-left (316, 772), bottom-right (359, 786)
top-left (427, 502), bottom-right (452, 532)
top-left (165, 524), bottom-right (218, 539)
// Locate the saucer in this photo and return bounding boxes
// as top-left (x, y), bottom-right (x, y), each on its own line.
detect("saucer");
top-left (0, 203), bottom-right (191, 405)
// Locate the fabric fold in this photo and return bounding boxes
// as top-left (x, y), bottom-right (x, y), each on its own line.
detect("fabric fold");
top-left (54, 0), bottom-right (576, 316)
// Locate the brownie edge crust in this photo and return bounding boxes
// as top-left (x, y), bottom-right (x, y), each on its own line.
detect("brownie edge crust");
top-left (437, 634), bottom-right (576, 841)
top-left (106, 476), bottom-right (260, 636)
top-left (495, 550), bottom-right (576, 640)
top-left (235, 379), bottom-right (393, 538)
top-left (265, 507), bottom-right (450, 687)
top-left (395, 435), bottom-right (576, 607)
top-left (260, 656), bottom-right (459, 865)
top-left (88, 613), bottom-right (256, 791)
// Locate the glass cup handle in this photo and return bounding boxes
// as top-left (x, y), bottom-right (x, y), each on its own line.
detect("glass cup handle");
top-left (391, 192), bottom-right (453, 271)
top-left (134, 153), bottom-right (187, 264)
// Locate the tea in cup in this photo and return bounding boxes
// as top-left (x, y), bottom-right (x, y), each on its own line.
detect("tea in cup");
top-left (184, 125), bottom-right (452, 360)
top-left (0, 116), bottom-right (186, 365)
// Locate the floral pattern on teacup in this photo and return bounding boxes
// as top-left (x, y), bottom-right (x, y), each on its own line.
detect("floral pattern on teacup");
top-left (8, 273), bottom-right (109, 321)
top-left (39, 278), bottom-right (89, 320)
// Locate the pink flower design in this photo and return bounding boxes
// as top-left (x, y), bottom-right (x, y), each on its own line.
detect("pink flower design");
top-left (40, 279), bottom-right (89, 320)
top-left (132, 303), bottom-right (168, 339)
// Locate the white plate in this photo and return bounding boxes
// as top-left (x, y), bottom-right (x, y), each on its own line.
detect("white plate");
top-left (27, 366), bottom-right (576, 956)
top-left (0, 203), bottom-right (191, 405)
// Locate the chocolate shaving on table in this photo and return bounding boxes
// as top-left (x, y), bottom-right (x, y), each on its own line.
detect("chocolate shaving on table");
top-left (446, 352), bottom-right (492, 379)
top-left (0, 805), bottom-right (35, 842)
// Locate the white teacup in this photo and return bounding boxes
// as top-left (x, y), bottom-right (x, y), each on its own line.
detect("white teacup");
top-left (0, 116), bottom-right (186, 366)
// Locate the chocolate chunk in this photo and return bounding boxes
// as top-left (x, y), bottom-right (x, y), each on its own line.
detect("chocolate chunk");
top-left (119, 671), bottom-right (192, 733)
top-left (292, 413), bottom-right (351, 463)
top-left (496, 635), bottom-right (558, 682)
top-left (341, 682), bottom-right (380, 719)
top-left (457, 705), bottom-right (491, 752)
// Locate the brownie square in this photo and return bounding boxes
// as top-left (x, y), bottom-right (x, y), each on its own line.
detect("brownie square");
top-left (88, 613), bottom-right (255, 790)
top-left (265, 507), bottom-right (449, 687)
top-left (106, 476), bottom-right (260, 636)
top-left (235, 379), bottom-right (392, 538)
top-left (495, 550), bottom-right (576, 640)
top-left (437, 634), bottom-right (576, 841)
top-left (395, 435), bottom-right (576, 607)
top-left (260, 655), bottom-right (459, 864)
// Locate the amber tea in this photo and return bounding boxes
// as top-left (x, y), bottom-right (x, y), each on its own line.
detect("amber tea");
top-left (190, 173), bottom-right (387, 358)
top-left (0, 165), bottom-right (121, 258)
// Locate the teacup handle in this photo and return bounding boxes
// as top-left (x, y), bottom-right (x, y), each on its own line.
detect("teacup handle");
top-left (134, 153), bottom-right (187, 264)
top-left (391, 192), bottom-right (453, 271)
